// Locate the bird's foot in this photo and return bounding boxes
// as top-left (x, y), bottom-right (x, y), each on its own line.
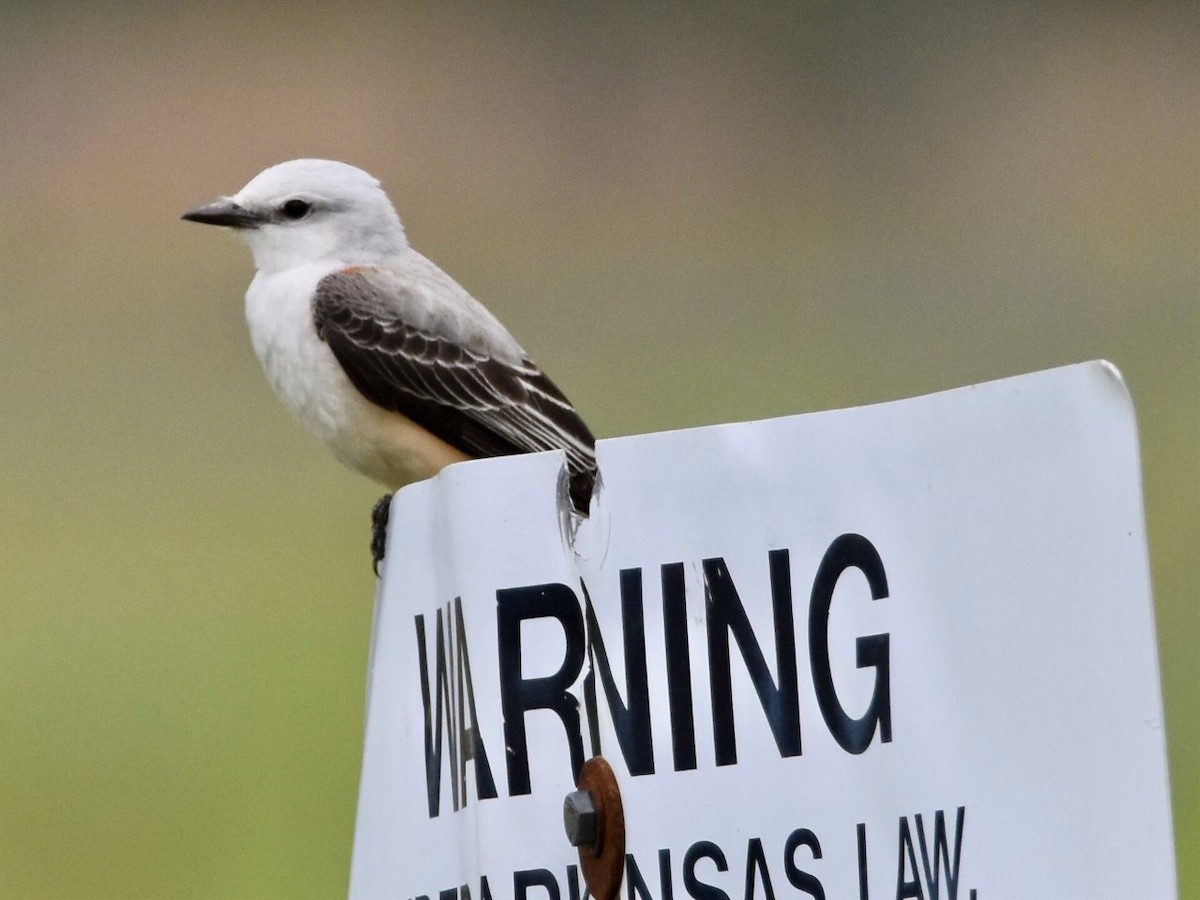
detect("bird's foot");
top-left (371, 494), bottom-right (393, 576)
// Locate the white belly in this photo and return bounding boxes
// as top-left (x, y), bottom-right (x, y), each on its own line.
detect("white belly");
top-left (244, 266), bottom-right (470, 488)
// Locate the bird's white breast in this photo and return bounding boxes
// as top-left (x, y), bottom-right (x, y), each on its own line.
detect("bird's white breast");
top-left (244, 264), bottom-right (469, 488)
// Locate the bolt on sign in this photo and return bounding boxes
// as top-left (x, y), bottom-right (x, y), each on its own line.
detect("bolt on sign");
top-left (349, 361), bottom-right (1177, 900)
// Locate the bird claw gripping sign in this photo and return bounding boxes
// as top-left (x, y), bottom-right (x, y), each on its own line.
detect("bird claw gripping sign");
top-left (349, 361), bottom-right (1177, 900)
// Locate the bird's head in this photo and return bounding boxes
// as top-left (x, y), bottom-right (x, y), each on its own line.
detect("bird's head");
top-left (182, 159), bottom-right (408, 273)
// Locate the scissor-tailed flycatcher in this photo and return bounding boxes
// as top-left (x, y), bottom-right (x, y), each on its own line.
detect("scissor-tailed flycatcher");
top-left (183, 159), bottom-right (596, 567)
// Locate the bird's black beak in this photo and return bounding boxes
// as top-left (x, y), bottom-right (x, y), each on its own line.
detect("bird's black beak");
top-left (181, 198), bottom-right (264, 229)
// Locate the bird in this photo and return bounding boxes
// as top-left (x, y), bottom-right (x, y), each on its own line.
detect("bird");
top-left (182, 159), bottom-right (597, 570)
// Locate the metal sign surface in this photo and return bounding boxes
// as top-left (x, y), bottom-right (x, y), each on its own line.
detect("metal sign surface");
top-left (350, 361), bottom-right (1176, 900)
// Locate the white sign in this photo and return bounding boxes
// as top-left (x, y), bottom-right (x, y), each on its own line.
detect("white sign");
top-left (349, 361), bottom-right (1176, 900)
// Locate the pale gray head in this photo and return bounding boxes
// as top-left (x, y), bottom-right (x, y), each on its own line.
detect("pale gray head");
top-left (182, 159), bottom-right (409, 273)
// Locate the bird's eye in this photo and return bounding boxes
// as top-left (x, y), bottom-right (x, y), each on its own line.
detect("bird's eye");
top-left (280, 199), bottom-right (312, 220)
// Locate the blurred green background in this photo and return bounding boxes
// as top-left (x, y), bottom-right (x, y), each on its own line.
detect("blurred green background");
top-left (0, 3), bottom-right (1194, 897)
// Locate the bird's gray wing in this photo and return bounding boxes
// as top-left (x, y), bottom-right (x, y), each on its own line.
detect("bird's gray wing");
top-left (313, 265), bottom-right (596, 511)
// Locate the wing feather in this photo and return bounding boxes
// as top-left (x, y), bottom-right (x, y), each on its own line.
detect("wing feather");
top-left (313, 266), bottom-right (597, 510)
